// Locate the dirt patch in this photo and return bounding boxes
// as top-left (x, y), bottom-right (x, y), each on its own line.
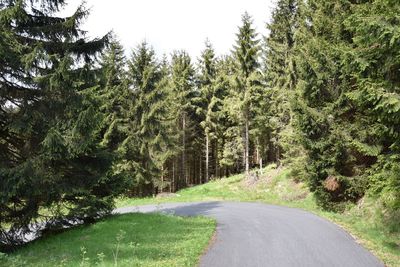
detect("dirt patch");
top-left (243, 172), bottom-right (260, 188)
top-left (242, 167), bottom-right (282, 189)
top-left (156, 192), bottom-right (177, 198)
top-left (282, 190), bottom-right (309, 201)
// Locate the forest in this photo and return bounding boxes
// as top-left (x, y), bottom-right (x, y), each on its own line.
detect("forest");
top-left (1, 0), bottom-right (399, 251)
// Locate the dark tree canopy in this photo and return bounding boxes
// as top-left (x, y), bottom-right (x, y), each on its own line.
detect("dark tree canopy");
top-left (0, 0), bottom-right (125, 249)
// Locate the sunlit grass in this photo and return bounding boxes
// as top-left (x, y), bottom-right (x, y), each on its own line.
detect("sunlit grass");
top-left (2, 213), bottom-right (215, 267)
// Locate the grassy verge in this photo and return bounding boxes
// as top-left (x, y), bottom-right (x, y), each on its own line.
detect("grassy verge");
top-left (1, 213), bottom-right (215, 267)
top-left (117, 165), bottom-right (400, 266)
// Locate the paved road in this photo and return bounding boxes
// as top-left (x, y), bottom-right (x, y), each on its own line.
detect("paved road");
top-left (115, 201), bottom-right (383, 267)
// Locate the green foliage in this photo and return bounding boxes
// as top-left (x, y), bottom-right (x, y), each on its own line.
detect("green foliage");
top-left (123, 42), bottom-right (177, 195)
top-left (229, 12), bottom-right (262, 173)
top-left (0, 1), bottom-right (125, 250)
top-left (263, 0), bottom-right (300, 164)
top-left (286, 0), bottom-right (400, 212)
top-left (343, 0), bottom-right (400, 212)
top-left (291, 0), bottom-right (363, 209)
top-left (168, 50), bottom-right (198, 188)
top-left (195, 40), bottom-right (218, 182)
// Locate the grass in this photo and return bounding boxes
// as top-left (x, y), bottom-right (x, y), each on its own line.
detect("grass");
top-left (1, 213), bottom-right (215, 267)
top-left (117, 164), bottom-right (400, 267)
top-left (116, 165), bottom-right (315, 209)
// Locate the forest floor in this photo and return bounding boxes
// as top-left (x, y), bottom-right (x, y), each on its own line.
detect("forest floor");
top-left (1, 213), bottom-right (215, 266)
top-left (117, 165), bottom-right (400, 267)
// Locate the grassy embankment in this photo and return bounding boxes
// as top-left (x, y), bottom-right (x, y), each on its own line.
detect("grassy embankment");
top-left (117, 164), bottom-right (400, 267)
top-left (1, 213), bottom-right (215, 267)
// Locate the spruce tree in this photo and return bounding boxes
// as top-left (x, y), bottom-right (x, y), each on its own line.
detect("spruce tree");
top-left (196, 40), bottom-right (217, 182)
top-left (97, 37), bottom-right (131, 151)
top-left (343, 0), bottom-right (400, 213)
top-left (124, 42), bottom-right (173, 195)
top-left (169, 51), bottom-right (196, 188)
top-left (232, 12), bottom-right (261, 174)
top-left (154, 54), bottom-right (180, 192)
top-left (219, 55), bottom-right (246, 174)
top-left (293, 0), bottom-right (362, 209)
top-left (264, 0), bottom-right (299, 164)
top-left (94, 37), bottom-right (134, 195)
top-left (0, 0), bottom-right (125, 249)
top-left (209, 56), bottom-right (232, 177)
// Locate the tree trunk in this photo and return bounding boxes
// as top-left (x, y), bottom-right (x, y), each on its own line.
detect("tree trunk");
top-left (205, 132), bottom-right (209, 183)
top-left (245, 112), bottom-right (249, 175)
top-left (182, 114), bottom-right (187, 186)
top-left (256, 145), bottom-right (262, 174)
top-left (172, 160), bottom-right (175, 192)
top-left (215, 139), bottom-right (219, 178)
top-left (199, 153), bottom-right (202, 184)
top-left (276, 136), bottom-right (280, 166)
top-left (161, 165), bottom-right (164, 193)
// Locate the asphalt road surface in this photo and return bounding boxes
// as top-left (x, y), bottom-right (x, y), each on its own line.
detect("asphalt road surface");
top-left (115, 201), bottom-right (383, 267)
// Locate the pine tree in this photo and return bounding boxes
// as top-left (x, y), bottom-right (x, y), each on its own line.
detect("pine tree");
top-left (195, 54), bottom-right (236, 177)
top-left (196, 40), bottom-right (217, 182)
top-left (154, 55), bottom-right (180, 192)
top-left (264, 0), bottom-right (299, 165)
top-left (232, 12), bottom-right (261, 174)
top-left (169, 51), bottom-right (196, 188)
top-left (124, 41), bottom-right (173, 195)
top-left (93, 37), bottom-right (135, 196)
top-left (97, 37), bottom-right (131, 151)
top-left (343, 0), bottom-right (400, 213)
top-left (0, 0), bottom-right (125, 249)
top-left (292, 0), bottom-right (363, 209)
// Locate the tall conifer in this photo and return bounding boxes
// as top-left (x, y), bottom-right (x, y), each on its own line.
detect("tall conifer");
top-left (0, 0), bottom-right (124, 249)
top-left (124, 42), bottom-right (173, 195)
top-left (264, 0), bottom-right (299, 164)
top-left (196, 40), bottom-right (217, 182)
top-left (170, 51), bottom-right (196, 187)
top-left (232, 12), bottom-right (261, 174)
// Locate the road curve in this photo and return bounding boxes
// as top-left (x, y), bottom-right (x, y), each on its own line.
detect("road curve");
top-left (115, 201), bottom-right (383, 267)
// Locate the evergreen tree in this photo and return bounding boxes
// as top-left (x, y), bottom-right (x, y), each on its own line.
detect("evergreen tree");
top-left (97, 37), bottom-right (131, 151)
top-left (343, 0), bottom-right (400, 213)
top-left (264, 0), bottom-right (299, 165)
top-left (232, 12), bottom-right (261, 174)
top-left (94, 37), bottom-right (133, 194)
top-left (219, 55), bottom-right (245, 174)
top-left (0, 0), bottom-right (125, 249)
top-left (169, 51), bottom-right (196, 188)
top-left (154, 54), bottom-right (180, 192)
top-left (196, 54), bottom-right (237, 177)
top-left (124, 42), bottom-right (173, 195)
top-left (293, 0), bottom-right (362, 209)
top-left (196, 40), bottom-right (217, 182)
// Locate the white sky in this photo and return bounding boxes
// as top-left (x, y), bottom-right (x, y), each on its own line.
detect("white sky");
top-left (62, 0), bottom-right (275, 59)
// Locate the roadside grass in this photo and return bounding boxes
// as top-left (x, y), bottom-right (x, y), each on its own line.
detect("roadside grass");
top-left (1, 213), bottom-right (215, 267)
top-left (117, 165), bottom-right (400, 266)
top-left (116, 165), bottom-right (316, 210)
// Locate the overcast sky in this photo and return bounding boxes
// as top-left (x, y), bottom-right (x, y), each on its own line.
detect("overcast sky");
top-left (62, 0), bottom-right (275, 59)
